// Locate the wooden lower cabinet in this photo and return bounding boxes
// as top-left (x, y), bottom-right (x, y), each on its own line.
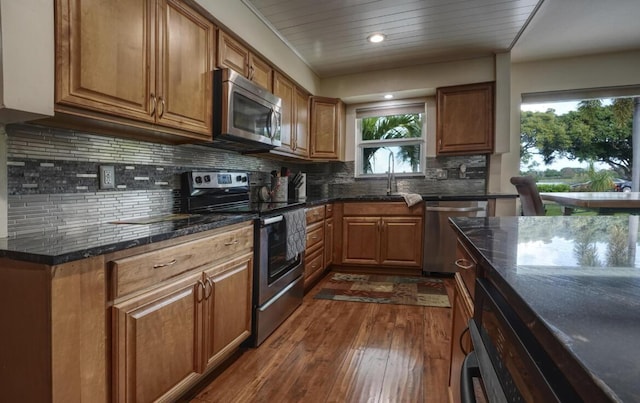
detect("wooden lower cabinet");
top-left (203, 254), bottom-right (253, 369)
top-left (449, 273), bottom-right (474, 403)
top-left (112, 251), bottom-right (253, 402)
top-left (112, 272), bottom-right (203, 403)
top-left (341, 215), bottom-right (423, 268)
top-left (342, 217), bottom-right (380, 265)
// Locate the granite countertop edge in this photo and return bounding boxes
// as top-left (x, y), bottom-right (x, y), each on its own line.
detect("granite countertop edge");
top-left (0, 214), bottom-right (256, 266)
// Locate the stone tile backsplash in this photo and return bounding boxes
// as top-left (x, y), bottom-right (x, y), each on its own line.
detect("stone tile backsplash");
top-left (5, 123), bottom-right (486, 236)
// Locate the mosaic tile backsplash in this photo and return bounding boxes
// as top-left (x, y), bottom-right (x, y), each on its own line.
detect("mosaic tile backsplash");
top-left (5, 123), bottom-right (486, 236)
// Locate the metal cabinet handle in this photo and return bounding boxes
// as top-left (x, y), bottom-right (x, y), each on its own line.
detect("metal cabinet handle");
top-left (224, 239), bottom-right (239, 246)
top-left (311, 235), bottom-right (318, 240)
top-left (248, 64), bottom-right (254, 80)
top-left (158, 97), bottom-right (165, 118)
top-left (455, 259), bottom-right (474, 270)
top-left (204, 278), bottom-right (214, 299)
top-left (150, 94), bottom-right (157, 117)
top-left (153, 259), bottom-right (177, 269)
top-left (196, 280), bottom-right (206, 303)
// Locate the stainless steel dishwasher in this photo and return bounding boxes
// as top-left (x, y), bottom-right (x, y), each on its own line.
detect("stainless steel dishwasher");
top-left (423, 200), bottom-right (488, 275)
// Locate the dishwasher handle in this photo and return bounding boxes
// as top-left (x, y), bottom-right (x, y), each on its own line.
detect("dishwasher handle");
top-left (461, 351), bottom-right (481, 403)
top-left (426, 206), bottom-right (485, 213)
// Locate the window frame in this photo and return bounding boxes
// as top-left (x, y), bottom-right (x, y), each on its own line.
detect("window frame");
top-left (354, 103), bottom-right (427, 178)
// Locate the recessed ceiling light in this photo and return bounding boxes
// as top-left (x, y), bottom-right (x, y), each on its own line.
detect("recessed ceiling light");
top-left (384, 94), bottom-right (394, 100)
top-left (367, 33), bottom-right (386, 43)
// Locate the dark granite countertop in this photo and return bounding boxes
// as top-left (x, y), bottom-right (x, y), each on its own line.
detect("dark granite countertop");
top-left (0, 214), bottom-right (256, 266)
top-left (450, 215), bottom-right (640, 402)
top-left (304, 192), bottom-right (516, 206)
top-left (0, 193), bottom-right (516, 266)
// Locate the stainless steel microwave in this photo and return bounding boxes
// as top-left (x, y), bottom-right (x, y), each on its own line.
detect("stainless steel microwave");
top-left (210, 68), bottom-right (282, 152)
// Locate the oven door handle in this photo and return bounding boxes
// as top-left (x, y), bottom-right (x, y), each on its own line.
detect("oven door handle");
top-left (461, 351), bottom-right (480, 403)
top-left (261, 215), bottom-right (283, 225)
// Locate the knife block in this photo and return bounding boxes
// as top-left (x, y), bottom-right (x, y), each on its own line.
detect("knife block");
top-left (288, 173), bottom-right (306, 201)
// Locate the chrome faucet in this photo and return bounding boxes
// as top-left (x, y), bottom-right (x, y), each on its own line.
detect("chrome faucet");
top-left (387, 151), bottom-right (396, 195)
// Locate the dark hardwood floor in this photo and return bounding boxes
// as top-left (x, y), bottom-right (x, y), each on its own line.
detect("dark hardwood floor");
top-left (190, 273), bottom-right (454, 403)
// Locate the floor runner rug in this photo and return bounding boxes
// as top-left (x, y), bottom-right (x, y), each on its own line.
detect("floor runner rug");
top-left (314, 273), bottom-right (451, 308)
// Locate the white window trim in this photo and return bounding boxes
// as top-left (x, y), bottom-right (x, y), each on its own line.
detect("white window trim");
top-left (354, 104), bottom-right (427, 178)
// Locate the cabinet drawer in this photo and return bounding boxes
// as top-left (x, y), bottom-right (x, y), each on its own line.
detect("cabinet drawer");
top-left (455, 240), bottom-right (478, 299)
top-left (111, 225), bottom-right (253, 298)
top-left (306, 205), bottom-right (325, 224)
top-left (343, 202), bottom-right (423, 216)
top-left (304, 247), bottom-right (324, 280)
top-left (306, 221), bottom-right (324, 252)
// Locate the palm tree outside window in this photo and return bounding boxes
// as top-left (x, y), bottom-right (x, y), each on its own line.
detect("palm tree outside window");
top-left (355, 103), bottom-right (426, 177)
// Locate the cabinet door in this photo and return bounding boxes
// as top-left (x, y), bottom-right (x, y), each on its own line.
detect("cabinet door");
top-left (273, 72), bottom-right (295, 153)
top-left (342, 217), bottom-right (380, 265)
top-left (157, 0), bottom-right (215, 136)
top-left (56, 0), bottom-right (156, 122)
top-left (202, 253), bottom-right (253, 369)
top-left (112, 272), bottom-right (202, 403)
top-left (449, 274), bottom-right (473, 403)
top-left (380, 217), bottom-right (423, 267)
top-left (293, 87), bottom-right (310, 157)
top-left (216, 30), bottom-right (249, 76)
top-left (249, 53), bottom-right (273, 91)
top-left (310, 96), bottom-right (342, 159)
top-left (436, 82), bottom-right (494, 155)
top-left (324, 217), bottom-right (334, 268)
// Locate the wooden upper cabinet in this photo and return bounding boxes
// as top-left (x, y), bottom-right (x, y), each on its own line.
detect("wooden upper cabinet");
top-left (159, 0), bottom-right (216, 135)
top-left (56, 0), bottom-right (156, 123)
top-left (217, 30), bottom-right (250, 76)
top-left (310, 96), bottom-right (343, 160)
top-left (293, 87), bottom-right (310, 157)
top-left (273, 72), bottom-right (295, 152)
top-left (249, 53), bottom-right (273, 91)
top-left (217, 30), bottom-right (273, 91)
top-left (436, 82), bottom-right (494, 155)
top-left (55, 0), bottom-right (215, 139)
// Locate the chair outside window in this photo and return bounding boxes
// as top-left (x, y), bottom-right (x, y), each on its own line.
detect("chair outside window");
top-left (510, 176), bottom-right (546, 216)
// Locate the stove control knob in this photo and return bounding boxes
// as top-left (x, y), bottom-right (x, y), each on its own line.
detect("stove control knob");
top-left (204, 175), bottom-right (211, 183)
top-left (194, 176), bottom-right (203, 184)
top-left (236, 175), bottom-right (243, 182)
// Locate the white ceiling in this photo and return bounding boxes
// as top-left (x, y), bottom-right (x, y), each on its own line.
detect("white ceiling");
top-left (243, 0), bottom-right (640, 78)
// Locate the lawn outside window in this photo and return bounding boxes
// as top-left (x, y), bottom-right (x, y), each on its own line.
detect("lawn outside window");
top-left (355, 103), bottom-right (426, 178)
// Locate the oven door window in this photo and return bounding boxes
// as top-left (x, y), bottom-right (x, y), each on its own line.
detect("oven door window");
top-left (232, 92), bottom-right (272, 138)
top-left (266, 219), bottom-right (298, 283)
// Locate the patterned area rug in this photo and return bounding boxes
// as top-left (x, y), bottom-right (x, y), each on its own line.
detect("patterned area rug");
top-left (314, 273), bottom-right (451, 308)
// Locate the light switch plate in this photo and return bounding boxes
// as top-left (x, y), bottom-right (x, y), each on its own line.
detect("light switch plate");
top-left (436, 169), bottom-right (448, 180)
top-left (100, 166), bottom-right (115, 189)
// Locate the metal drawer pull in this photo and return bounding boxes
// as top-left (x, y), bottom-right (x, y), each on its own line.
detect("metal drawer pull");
top-left (224, 239), bottom-right (239, 246)
top-left (455, 259), bottom-right (474, 270)
top-left (312, 235), bottom-right (318, 240)
top-left (153, 259), bottom-right (177, 269)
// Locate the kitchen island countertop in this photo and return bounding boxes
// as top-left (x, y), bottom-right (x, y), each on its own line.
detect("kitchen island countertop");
top-left (450, 215), bottom-right (640, 402)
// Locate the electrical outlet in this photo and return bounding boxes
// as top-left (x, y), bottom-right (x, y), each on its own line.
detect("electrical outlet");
top-left (100, 166), bottom-right (115, 189)
top-left (436, 169), bottom-right (448, 180)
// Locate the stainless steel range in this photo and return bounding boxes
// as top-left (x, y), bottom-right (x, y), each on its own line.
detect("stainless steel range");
top-left (181, 171), bottom-right (305, 346)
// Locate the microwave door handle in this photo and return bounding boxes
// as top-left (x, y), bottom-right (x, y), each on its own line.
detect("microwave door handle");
top-left (267, 108), bottom-right (276, 139)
